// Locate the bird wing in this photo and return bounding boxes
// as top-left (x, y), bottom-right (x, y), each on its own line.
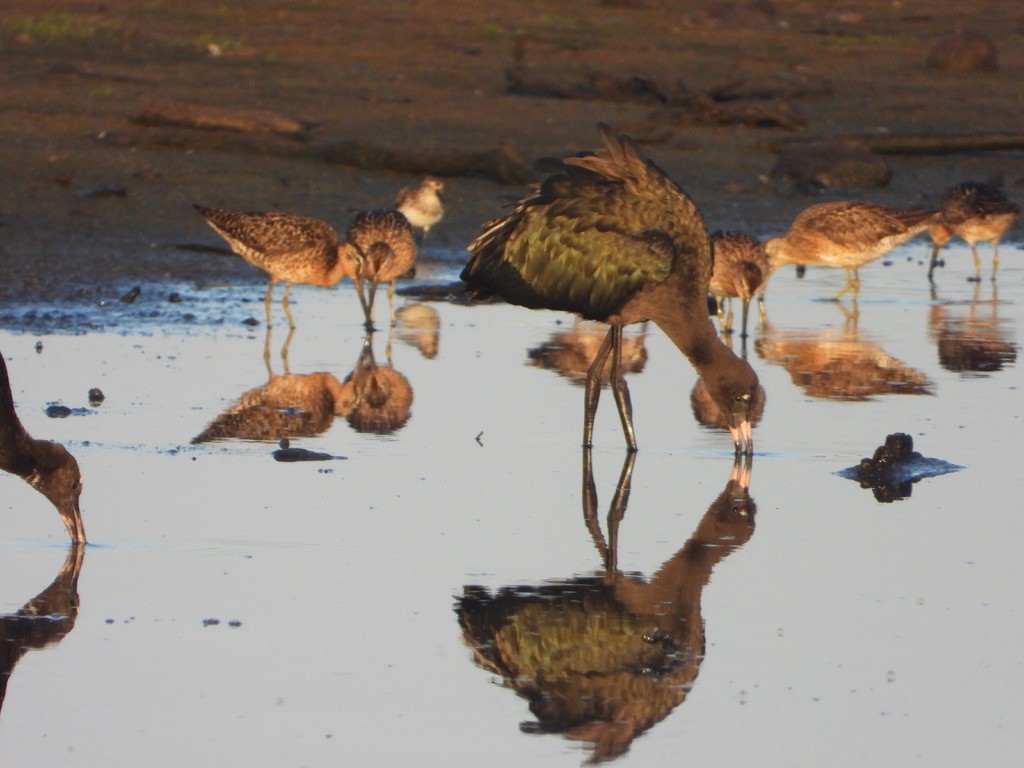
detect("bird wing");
top-left (464, 124), bottom-right (708, 320)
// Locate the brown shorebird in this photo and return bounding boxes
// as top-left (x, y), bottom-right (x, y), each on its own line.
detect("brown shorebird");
top-left (0, 353), bottom-right (86, 543)
top-left (194, 205), bottom-right (358, 328)
top-left (928, 182), bottom-right (1020, 282)
top-left (765, 201), bottom-right (936, 301)
top-left (463, 124), bottom-right (760, 454)
top-left (709, 231), bottom-right (769, 338)
top-left (395, 177), bottom-right (444, 242)
top-left (340, 209), bottom-right (418, 329)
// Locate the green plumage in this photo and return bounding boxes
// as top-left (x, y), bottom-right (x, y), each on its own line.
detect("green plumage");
top-left (463, 124), bottom-right (710, 321)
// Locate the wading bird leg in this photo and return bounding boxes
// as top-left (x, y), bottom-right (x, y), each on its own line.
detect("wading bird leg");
top-left (281, 327), bottom-right (295, 373)
top-left (992, 240), bottom-right (1000, 281)
top-left (364, 279), bottom-right (381, 332)
top-left (740, 297), bottom-right (751, 339)
top-left (387, 281), bottom-right (398, 327)
top-left (281, 283), bottom-right (296, 330)
top-left (605, 450), bottom-right (636, 573)
top-left (353, 277), bottom-right (373, 330)
top-left (928, 243), bottom-right (941, 281)
top-left (580, 448), bottom-right (607, 565)
top-left (608, 324), bottom-right (638, 452)
top-left (264, 280), bottom-right (275, 327)
top-left (582, 327), bottom-right (615, 448)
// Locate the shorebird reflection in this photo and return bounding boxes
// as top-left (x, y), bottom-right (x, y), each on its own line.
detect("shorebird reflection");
top-left (928, 282), bottom-right (1016, 373)
top-left (342, 335), bottom-right (414, 434)
top-left (457, 452), bottom-right (756, 762)
top-left (0, 545), bottom-right (84, 716)
top-left (527, 321), bottom-right (648, 385)
top-left (756, 304), bottom-right (933, 400)
top-left (394, 303), bottom-right (441, 360)
top-left (192, 330), bottom-right (355, 444)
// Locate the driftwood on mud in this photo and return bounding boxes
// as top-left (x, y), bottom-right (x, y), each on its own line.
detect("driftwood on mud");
top-left (107, 121), bottom-right (533, 184)
top-left (768, 133), bottom-right (1024, 156)
top-left (132, 102), bottom-right (314, 140)
top-left (312, 140), bottom-right (534, 185)
top-left (506, 67), bottom-right (806, 129)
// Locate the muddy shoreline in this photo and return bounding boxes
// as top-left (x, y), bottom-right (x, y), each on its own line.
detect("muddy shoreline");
top-left (1, 1), bottom-right (1022, 313)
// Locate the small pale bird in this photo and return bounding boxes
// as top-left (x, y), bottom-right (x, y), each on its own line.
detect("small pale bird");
top-left (395, 177), bottom-right (444, 242)
top-left (340, 209), bottom-right (418, 330)
top-left (462, 123), bottom-right (760, 454)
top-left (0, 353), bottom-right (86, 543)
top-left (928, 181), bottom-right (1020, 282)
top-left (709, 231), bottom-right (769, 338)
top-left (764, 201), bottom-right (936, 301)
top-left (194, 205), bottom-right (358, 328)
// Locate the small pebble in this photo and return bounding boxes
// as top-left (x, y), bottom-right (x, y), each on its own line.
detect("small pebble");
top-left (88, 387), bottom-right (105, 404)
top-left (120, 286), bottom-right (141, 304)
top-left (46, 404), bottom-right (72, 418)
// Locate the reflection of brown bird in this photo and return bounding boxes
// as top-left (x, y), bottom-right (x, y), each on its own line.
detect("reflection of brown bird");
top-left (191, 366), bottom-right (355, 444)
top-left (193, 205), bottom-right (358, 328)
top-left (0, 545), bottom-right (84, 715)
top-left (709, 231), bottom-right (768, 338)
top-left (0, 354), bottom-right (86, 543)
top-left (344, 339), bottom-right (414, 434)
top-left (765, 201), bottom-right (935, 300)
top-left (463, 124), bottom-right (759, 454)
top-left (527, 321), bottom-right (648, 385)
top-left (340, 209), bottom-right (418, 330)
top-left (929, 283), bottom-right (1017, 373)
top-left (928, 182), bottom-right (1020, 282)
top-left (458, 451), bottom-right (755, 762)
top-left (395, 176), bottom-right (444, 242)
top-left (755, 311), bottom-right (933, 400)
top-left (394, 303), bottom-right (441, 359)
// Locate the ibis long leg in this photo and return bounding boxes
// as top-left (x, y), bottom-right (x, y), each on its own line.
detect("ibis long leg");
top-left (583, 327), bottom-right (615, 448)
top-left (607, 324), bottom-right (637, 451)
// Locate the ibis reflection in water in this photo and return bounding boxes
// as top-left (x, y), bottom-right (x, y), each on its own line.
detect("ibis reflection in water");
top-left (457, 452), bottom-right (755, 762)
top-left (0, 545), bottom-right (84, 716)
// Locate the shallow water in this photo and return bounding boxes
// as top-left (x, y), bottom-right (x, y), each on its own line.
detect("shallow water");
top-left (1, 242), bottom-right (1022, 766)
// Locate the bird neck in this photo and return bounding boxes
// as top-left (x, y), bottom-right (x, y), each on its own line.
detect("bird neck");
top-left (639, 275), bottom-right (729, 373)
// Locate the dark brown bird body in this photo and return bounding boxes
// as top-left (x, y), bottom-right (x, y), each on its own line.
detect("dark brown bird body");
top-left (463, 124), bottom-right (759, 453)
top-left (0, 354), bottom-right (86, 543)
top-left (194, 205), bottom-right (357, 327)
top-left (928, 182), bottom-right (1020, 281)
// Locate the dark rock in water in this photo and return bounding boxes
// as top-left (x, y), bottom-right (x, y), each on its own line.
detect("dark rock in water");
top-left (168, 292), bottom-right (182, 303)
top-left (120, 286), bottom-right (141, 303)
top-left (45, 404), bottom-right (73, 418)
top-left (34, 340), bottom-right (43, 353)
top-left (272, 439), bottom-right (346, 462)
top-left (88, 387), bottom-right (105, 405)
top-left (836, 432), bottom-right (963, 502)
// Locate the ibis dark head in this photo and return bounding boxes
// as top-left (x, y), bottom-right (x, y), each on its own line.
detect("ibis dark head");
top-left (27, 441), bottom-right (86, 544)
top-left (1, 353), bottom-right (87, 544)
top-left (701, 351), bottom-right (760, 456)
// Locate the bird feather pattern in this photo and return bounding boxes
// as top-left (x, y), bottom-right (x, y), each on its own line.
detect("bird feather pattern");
top-left (464, 124), bottom-right (710, 321)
